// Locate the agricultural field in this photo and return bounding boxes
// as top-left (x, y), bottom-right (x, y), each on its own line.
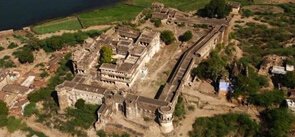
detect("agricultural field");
top-left (32, 17), bottom-right (82, 34)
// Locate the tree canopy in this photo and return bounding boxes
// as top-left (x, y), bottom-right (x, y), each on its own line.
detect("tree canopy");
top-left (248, 90), bottom-right (285, 108)
top-left (197, 0), bottom-right (231, 18)
top-left (75, 99), bottom-right (85, 109)
top-left (179, 31), bottom-right (193, 42)
top-left (189, 113), bottom-right (259, 137)
top-left (99, 46), bottom-right (113, 64)
top-left (191, 50), bottom-right (226, 81)
top-left (261, 108), bottom-right (295, 137)
top-left (160, 30), bottom-right (175, 45)
top-left (277, 71), bottom-right (295, 88)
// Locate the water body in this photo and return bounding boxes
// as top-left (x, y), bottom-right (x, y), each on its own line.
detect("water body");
top-left (0, 0), bottom-right (118, 31)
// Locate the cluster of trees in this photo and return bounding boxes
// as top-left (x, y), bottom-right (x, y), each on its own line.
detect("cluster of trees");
top-left (191, 50), bottom-right (226, 82)
top-left (160, 30), bottom-right (175, 45)
top-left (13, 48), bottom-right (34, 64)
top-left (197, 0), bottom-right (231, 19)
top-left (248, 90), bottom-right (285, 108)
top-left (189, 109), bottom-right (295, 137)
top-left (99, 46), bottom-right (113, 64)
top-left (28, 53), bottom-right (73, 102)
top-left (261, 108), bottom-right (295, 137)
top-left (12, 30), bottom-right (102, 64)
top-left (189, 113), bottom-right (259, 137)
top-left (0, 56), bottom-right (16, 68)
top-left (235, 21), bottom-right (293, 66)
top-left (0, 101), bottom-right (46, 136)
top-left (62, 99), bottom-right (99, 130)
top-left (232, 67), bottom-right (268, 97)
top-left (178, 31), bottom-right (193, 42)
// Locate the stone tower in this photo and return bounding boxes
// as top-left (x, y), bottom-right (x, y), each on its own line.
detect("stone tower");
top-left (55, 85), bottom-right (69, 113)
top-left (124, 98), bottom-right (138, 119)
top-left (158, 105), bottom-right (174, 133)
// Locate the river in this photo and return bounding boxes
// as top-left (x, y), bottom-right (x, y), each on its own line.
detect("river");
top-left (0, 0), bottom-right (119, 31)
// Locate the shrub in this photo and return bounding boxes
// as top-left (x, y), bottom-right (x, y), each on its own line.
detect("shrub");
top-left (7, 42), bottom-right (18, 49)
top-left (0, 56), bottom-right (16, 68)
top-left (174, 96), bottom-right (185, 117)
top-left (242, 9), bottom-right (254, 17)
top-left (152, 19), bottom-right (161, 27)
top-left (6, 116), bottom-right (26, 132)
top-left (160, 30), bottom-right (175, 45)
top-left (40, 71), bottom-right (49, 78)
top-left (0, 101), bottom-right (8, 116)
top-left (261, 108), bottom-right (295, 137)
top-left (248, 90), bottom-right (285, 107)
top-left (0, 46), bottom-right (4, 51)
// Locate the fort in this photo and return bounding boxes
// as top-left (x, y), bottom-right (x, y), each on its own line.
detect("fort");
top-left (56, 3), bottom-right (235, 135)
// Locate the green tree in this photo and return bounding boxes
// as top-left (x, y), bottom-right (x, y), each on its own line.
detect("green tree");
top-left (160, 30), bottom-right (175, 45)
top-left (0, 101), bottom-right (8, 116)
top-left (197, 0), bottom-right (231, 18)
top-left (16, 50), bottom-right (34, 64)
top-left (191, 50), bottom-right (226, 81)
top-left (24, 102), bottom-right (37, 117)
top-left (99, 46), bottom-right (113, 64)
top-left (179, 31), bottom-right (193, 42)
top-left (75, 99), bottom-right (85, 109)
top-left (189, 113), bottom-right (259, 137)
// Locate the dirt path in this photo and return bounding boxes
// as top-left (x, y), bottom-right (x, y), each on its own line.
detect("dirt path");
top-left (175, 82), bottom-right (260, 136)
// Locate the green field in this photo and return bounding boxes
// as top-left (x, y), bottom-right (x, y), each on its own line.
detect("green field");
top-left (79, 4), bottom-right (144, 27)
top-left (32, 17), bottom-right (82, 34)
top-left (130, 0), bottom-right (210, 11)
top-left (31, 0), bottom-right (250, 34)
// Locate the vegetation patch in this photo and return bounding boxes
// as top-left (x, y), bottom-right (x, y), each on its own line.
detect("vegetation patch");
top-left (32, 17), bottom-right (82, 34)
top-left (79, 4), bottom-right (143, 27)
top-left (189, 113), bottom-right (259, 137)
top-left (0, 56), bottom-right (16, 68)
top-left (160, 30), bottom-right (175, 45)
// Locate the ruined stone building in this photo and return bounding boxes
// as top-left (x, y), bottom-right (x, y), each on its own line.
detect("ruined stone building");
top-left (72, 26), bottom-right (160, 88)
top-left (99, 27), bottom-right (160, 87)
